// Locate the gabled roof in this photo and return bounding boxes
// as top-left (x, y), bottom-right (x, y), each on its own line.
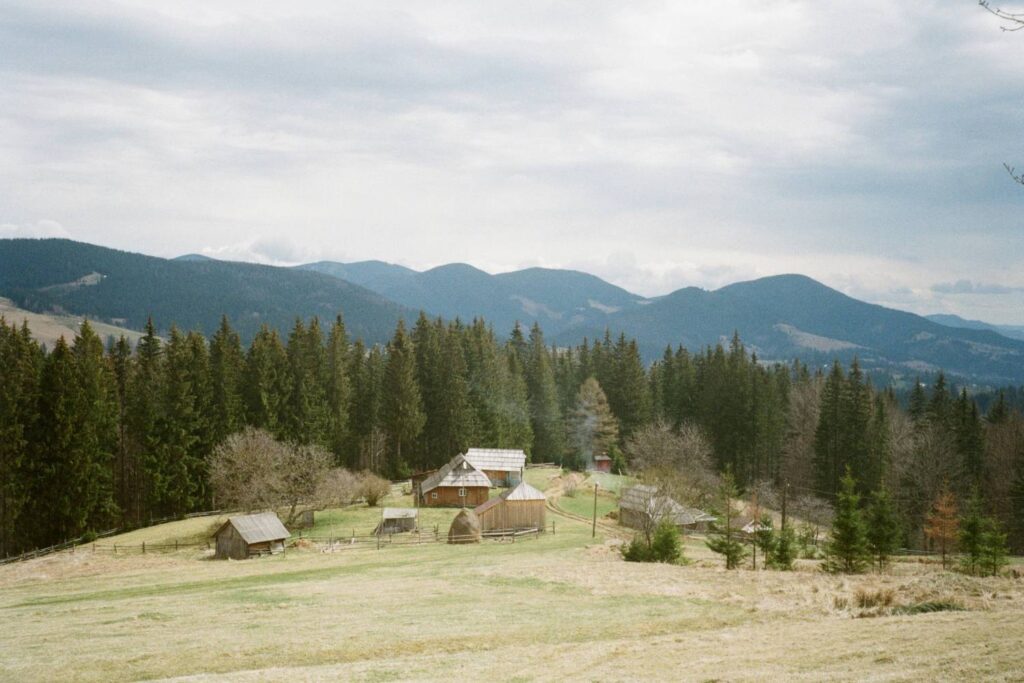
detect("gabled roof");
top-left (474, 497), bottom-right (502, 515)
top-left (382, 508), bottom-right (418, 520)
top-left (215, 512), bottom-right (290, 544)
top-left (619, 485), bottom-right (712, 526)
top-left (420, 454), bottom-right (491, 493)
top-left (501, 481), bottom-right (546, 501)
top-left (463, 448), bottom-right (527, 473)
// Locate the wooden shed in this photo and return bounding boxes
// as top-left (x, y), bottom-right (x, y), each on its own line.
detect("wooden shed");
top-left (213, 512), bottom-right (290, 560)
top-left (474, 481), bottom-right (547, 533)
top-left (374, 508), bottom-right (418, 535)
top-left (619, 485), bottom-right (714, 532)
top-left (463, 448), bottom-right (526, 487)
top-left (418, 454), bottom-right (491, 507)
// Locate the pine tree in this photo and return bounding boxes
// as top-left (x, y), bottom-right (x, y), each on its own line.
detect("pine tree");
top-left (524, 324), bottom-right (564, 463)
top-left (566, 377), bottom-right (619, 470)
top-left (865, 488), bottom-right (900, 570)
top-left (813, 361), bottom-right (845, 496)
top-left (433, 323), bottom-right (475, 463)
top-left (209, 316), bottom-right (244, 447)
top-left (752, 514), bottom-right (776, 569)
top-left (382, 319), bottom-right (425, 474)
top-left (705, 468), bottom-right (748, 569)
top-left (824, 468), bottom-right (871, 573)
top-left (958, 491), bottom-right (985, 576)
top-left (108, 336), bottom-right (132, 526)
top-left (954, 390), bottom-right (986, 491)
top-left (126, 318), bottom-right (163, 524)
top-left (324, 315), bottom-right (351, 460)
top-left (243, 325), bottom-right (290, 435)
top-left (771, 524), bottom-right (797, 570)
top-left (980, 520), bottom-right (1009, 577)
top-left (155, 327), bottom-right (202, 517)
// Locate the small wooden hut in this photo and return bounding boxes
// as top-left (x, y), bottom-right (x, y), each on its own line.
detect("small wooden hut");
top-left (462, 448), bottom-right (526, 487)
top-left (374, 508), bottom-right (418, 535)
top-left (213, 512), bottom-right (290, 560)
top-left (418, 454), bottom-right (491, 507)
top-left (474, 481), bottom-right (546, 533)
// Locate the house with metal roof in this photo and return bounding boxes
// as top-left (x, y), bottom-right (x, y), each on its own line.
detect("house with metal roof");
top-left (213, 512), bottom-right (290, 560)
top-left (474, 481), bottom-right (547, 533)
top-left (462, 448), bottom-right (527, 487)
top-left (619, 484), bottom-right (715, 532)
top-left (418, 453), bottom-right (491, 507)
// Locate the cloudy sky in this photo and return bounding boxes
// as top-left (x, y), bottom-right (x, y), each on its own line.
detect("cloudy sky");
top-left (1, 1), bottom-right (1022, 323)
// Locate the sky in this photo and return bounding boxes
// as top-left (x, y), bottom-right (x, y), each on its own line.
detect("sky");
top-left (1, 1), bottom-right (1023, 324)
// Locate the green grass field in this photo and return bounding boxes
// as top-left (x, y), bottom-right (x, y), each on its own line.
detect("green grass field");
top-left (2, 476), bottom-right (1023, 682)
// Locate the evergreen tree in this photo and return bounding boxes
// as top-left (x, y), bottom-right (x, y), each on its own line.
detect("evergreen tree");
top-left (865, 488), bottom-right (900, 570)
top-left (958, 491), bottom-right (985, 576)
top-left (824, 468), bottom-right (871, 573)
top-left (324, 315), bottom-right (351, 460)
top-left (108, 336), bottom-right (132, 526)
top-left (752, 514), bottom-right (776, 569)
top-left (126, 318), bottom-right (163, 523)
top-left (382, 319), bottom-right (424, 473)
top-left (524, 324), bottom-right (564, 463)
top-left (208, 316), bottom-right (244, 447)
top-left (954, 390), bottom-right (986, 490)
top-left (813, 361), bottom-right (845, 496)
top-left (242, 325), bottom-right (290, 435)
top-left (566, 377), bottom-right (619, 470)
top-left (154, 327), bottom-right (202, 517)
top-left (771, 523), bottom-right (797, 570)
top-left (980, 520), bottom-right (1009, 577)
top-left (705, 468), bottom-right (748, 569)
top-left (433, 323), bottom-right (475, 463)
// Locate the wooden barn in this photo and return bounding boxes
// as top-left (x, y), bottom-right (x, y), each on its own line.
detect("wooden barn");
top-left (463, 448), bottom-right (527, 487)
top-left (474, 481), bottom-right (547, 533)
top-left (590, 453), bottom-right (612, 473)
top-left (213, 512), bottom-right (290, 560)
top-left (619, 485), bottom-right (714, 532)
top-left (374, 508), bottom-right (418, 535)
top-left (418, 454), bottom-right (491, 507)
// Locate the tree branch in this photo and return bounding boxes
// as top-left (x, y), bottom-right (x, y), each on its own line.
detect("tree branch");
top-left (1005, 163), bottom-right (1024, 185)
top-left (980, 1), bottom-right (1024, 31)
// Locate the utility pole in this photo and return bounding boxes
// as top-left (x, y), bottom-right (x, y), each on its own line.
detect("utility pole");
top-left (592, 482), bottom-right (599, 538)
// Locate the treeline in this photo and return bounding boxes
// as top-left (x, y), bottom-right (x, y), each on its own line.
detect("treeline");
top-left (2, 311), bottom-right (1023, 558)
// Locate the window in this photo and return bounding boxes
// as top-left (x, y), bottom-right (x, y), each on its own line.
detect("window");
top-left (431, 492), bottom-right (438, 499)
top-left (458, 487), bottom-right (466, 497)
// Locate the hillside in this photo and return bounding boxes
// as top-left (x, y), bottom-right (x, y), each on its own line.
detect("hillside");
top-left (2, 471), bottom-right (1022, 681)
top-left (0, 297), bottom-right (149, 348)
top-left (300, 260), bottom-right (645, 336)
top-left (926, 313), bottom-right (1024, 342)
top-left (0, 239), bottom-right (411, 343)
top-left (556, 275), bottom-right (1024, 385)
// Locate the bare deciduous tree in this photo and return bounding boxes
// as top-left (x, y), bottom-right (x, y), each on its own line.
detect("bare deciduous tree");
top-left (358, 472), bottom-right (392, 507)
top-left (626, 420), bottom-right (720, 508)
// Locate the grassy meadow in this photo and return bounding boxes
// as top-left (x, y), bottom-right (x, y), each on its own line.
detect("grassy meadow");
top-left (1, 471), bottom-right (1022, 682)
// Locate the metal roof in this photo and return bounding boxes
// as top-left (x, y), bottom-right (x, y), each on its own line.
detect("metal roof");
top-left (501, 481), bottom-right (546, 501)
top-left (420, 454), bottom-right (491, 493)
top-left (382, 508), bottom-right (418, 520)
top-left (620, 485), bottom-right (712, 526)
top-left (216, 512), bottom-right (290, 544)
top-left (463, 448), bottom-right (527, 473)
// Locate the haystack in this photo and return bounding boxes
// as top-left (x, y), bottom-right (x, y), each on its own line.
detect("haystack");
top-left (448, 508), bottom-right (482, 544)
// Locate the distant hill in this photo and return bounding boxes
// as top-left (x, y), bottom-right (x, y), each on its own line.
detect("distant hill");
top-left (299, 261), bottom-right (646, 335)
top-left (925, 313), bottom-right (1024, 342)
top-left (554, 275), bottom-right (1024, 384)
top-left (172, 253), bottom-right (216, 262)
top-left (0, 239), bottom-right (410, 343)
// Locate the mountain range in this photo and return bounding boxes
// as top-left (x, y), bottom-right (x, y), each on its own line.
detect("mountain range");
top-left (2, 238), bottom-right (1022, 385)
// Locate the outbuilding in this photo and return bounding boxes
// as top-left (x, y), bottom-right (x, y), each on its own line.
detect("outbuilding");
top-left (619, 484), bottom-right (714, 532)
top-left (418, 454), bottom-right (491, 507)
top-left (474, 481), bottom-right (547, 533)
top-left (213, 512), bottom-right (290, 560)
top-left (462, 448), bottom-right (527, 487)
top-left (374, 508), bottom-right (419, 535)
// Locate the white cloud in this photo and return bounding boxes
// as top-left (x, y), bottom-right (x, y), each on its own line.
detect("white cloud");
top-left (0, 219), bottom-right (71, 239)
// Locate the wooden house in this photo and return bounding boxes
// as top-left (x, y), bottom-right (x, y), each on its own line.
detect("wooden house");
top-left (374, 508), bottom-right (418, 535)
top-left (474, 481), bottom-right (547, 533)
top-left (462, 448), bottom-right (526, 487)
top-left (213, 512), bottom-right (290, 560)
top-left (418, 454), bottom-right (491, 507)
top-left (590, 453), bottom-right (612, 473)
top-left (619, 484), bottom-right (714, 532)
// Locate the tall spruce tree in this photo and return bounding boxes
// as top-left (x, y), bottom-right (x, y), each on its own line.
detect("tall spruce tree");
top-left (324, 315), bottom-right (351, 460)
top-left (865, 488), bottom-right (900, 570)
top-left (208, 316), bottom-right (244, 447)
top-left (524, 324), bottom-right (564, 463)
top-left (382, 319), bottom-right (425, 473)
top-left (705, 468), bottom-right (747, 569)
top-left (824, 468), bottom-right (871, 573)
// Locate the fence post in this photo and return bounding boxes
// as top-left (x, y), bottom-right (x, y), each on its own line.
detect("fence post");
top-left (552, 521), bottom-right (556, 535)
top-left (175, 540), bottom-right (179, 551)
top-left (114, 544), bottom-right (117, 555)
top-left (142, 542), bottom-right (146, 554)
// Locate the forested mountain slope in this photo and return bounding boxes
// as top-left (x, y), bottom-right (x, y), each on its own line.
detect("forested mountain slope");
top-left (0, 239), bottom-right (409, 343)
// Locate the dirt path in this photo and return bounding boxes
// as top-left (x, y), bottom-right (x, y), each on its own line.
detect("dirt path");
top-left (544, 473), bottom-right (630, 539)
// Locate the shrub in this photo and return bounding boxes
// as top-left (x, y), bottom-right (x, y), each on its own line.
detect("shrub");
top-left (359, 472), bottom-right (392, 507)
top-left (649, 521), bottom-right (683, 563)
top-left (854, 586), bottom-right (896, 609)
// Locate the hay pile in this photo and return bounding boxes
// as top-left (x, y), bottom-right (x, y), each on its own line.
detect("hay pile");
top-left (448, 508), bottom-right (482, 544)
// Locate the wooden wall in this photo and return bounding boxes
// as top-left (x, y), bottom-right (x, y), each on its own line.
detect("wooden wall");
top-left (421, 486), bottom-right (490, 507)
top-left (477, 500), bottom-right (546, 532)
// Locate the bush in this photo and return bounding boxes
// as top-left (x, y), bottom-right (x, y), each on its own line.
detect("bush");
top-left (854, 586), bottom-right (896, 609)
top-left (359, 472), bottom-right (392, 507)
top-left (622, 521), bottom-right (684, 564)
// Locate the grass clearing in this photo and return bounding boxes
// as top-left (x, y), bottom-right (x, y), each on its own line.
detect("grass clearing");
top-left (2, 503), bottom-right (1022, 682)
